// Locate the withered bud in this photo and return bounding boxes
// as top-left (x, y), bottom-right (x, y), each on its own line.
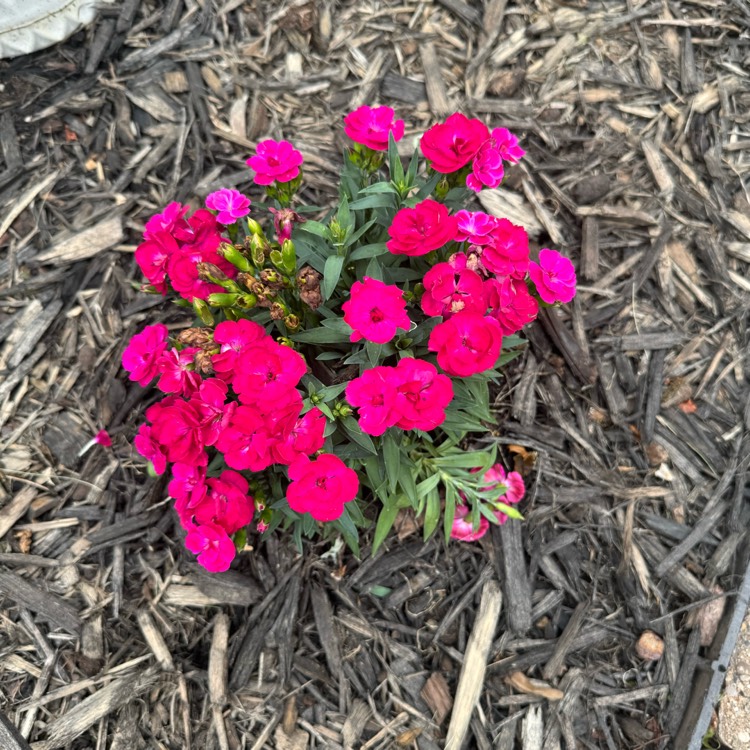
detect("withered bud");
top-left (297, 264), bottom-right (323, 310)
top-left (270, 303), bottom-right (286, 320)
top-left (197, 262), bottom-right (228, 283)
top-left (176, 327), bottom-right (213, 348)
top-left (259, 268), bottom-right (285, 289)
top-left (194, 349), bottom-right (215, 375)
top-left (284, 314), bottom-right (300, 331)
top-left (237, 272), bottom-right (255, 291)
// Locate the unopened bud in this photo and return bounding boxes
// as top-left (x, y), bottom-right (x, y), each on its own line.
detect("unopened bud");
top-left (246, 219), bottom-right (263, 236)
top-left (192, 298), bottom-right (214, 325)
top-left (236, 293), bottom-right (258, 309)
top-left (249, 234), bottom-right (269, 266)
top-left (207, 292), bottom-right (240, 307)
top-left (217, 243), bottom-right (252, 272)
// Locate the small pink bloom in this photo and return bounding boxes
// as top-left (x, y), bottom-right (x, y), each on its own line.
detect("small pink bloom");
top-left (143, 202), bottom-right (189, 239)
top-left (122, 323), bottom-right (169, 387)
top-left (150, 400), bottom-right (207, 466)
top-left (272, 408), bottom-right (326, 465)
top-left (429, 313), bottom-right (502, 377)
top-left (185, 522), bottom-right (236, 572)
top-left (215, 405), bottom-right (273, 472)
top-left (491, 127), bottom-right (525, 164)
top-left (133, 424), bottom-right (168, 475)
top-left (528, 248), bottom-right (577, 304)
top-left (454, 210), bottom-right (497, 246)
top-left (269, 207), bottom-right (303, 243)
top-left (193, 470), bottom-right (254, 534)
top-left (421, 261), bottom-right (486, 319)
top-left (170, 463), bottom-right (208, 525)
top-left (386, 199), bottom-right (458, 257)
top-left (344, 105), bottom-right (405, 151)
top-left (450, 504), bottom-right (489, 542)
top-left (256, 520), bottom-right (269, 533)
top-left (247, 139), bottom-right (303, 185)
top-left (233, 340), bottom-right (307, 406)
top-left (190, 378), bottom-right (235, 446)
top-left (420, 113), bottom-right (490, 173)
top-left (481, 219), bottom-right (530, 279)
top-left (205, 188), bottom-right (251, 225)
top-left (466, 141), bottom-right (505, 192)
top-left (346, 367), bottom-right (400, 436)
top-left (286, 454), bottom-right (359, 522)
top-left (135, 230), bottom-right (179, 293)
top-left (393, 358), bottom-right (453, 432)
top-left (342, 277), bottom-right (411, 344)
top-left (156, 347), bottom-right (202, 396)
top-left (486, 277), bottom-right (539, 335)
top-left (212, 319), bottom-right (266, 382)
top-left (94, 429), bottom-right (111, 447)
top-left (477, 464), bottom-right (525, 524)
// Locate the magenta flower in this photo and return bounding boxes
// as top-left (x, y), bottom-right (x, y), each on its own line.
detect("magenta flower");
top-left (190, 378), bottom-right (235, 446)
top-left (428, 313), bottom-right (502, 377)
top-left (421, 261), bottom-right (486, 319)
top-left (485, 277), bottom-right (539, 335)
top-left (342, 277), bottom-right (411, 344)
top-left (272, 408), bottom-right (326, 465)
top-left (193, 470), bottom-right (254, 534)
top-left (247, 139), bottom-right (303, 185)
top-left (386, 199), bottom-right (458, 257)
top-left (205, 188), bottom-right (251, 225)
top-left (528, 248), bottom-right (577, 304)
top-left (133, 424), bottom-right (168, 475)
top-left (135, 231), bottom-right (179, 294)
top-left (454, 210), bottom-right (497, 246)
top-left (450, 504), bottom-right (489, 542)
top-left (211, 319), bottom-right (266, 383)
top-left (481, 219), bottom-right (530, 279)
top-left (346, 366), bottom-right (400, 436)
top-left (185, 522), bottom-right (236, 572)
top-left (122, 323), bottom-right (169, 387)
top-left (480, 464), bottom-right (525, 524)
top-left (393, 358), bottom-right (453, 432)
top-left (215, 405), bottom-right (273, 472)
top-left (269, 207), bottom-right (303, 243)
top-left (466, 141), bottom-right (505, 192)
top-left (156, 347), bottom-right (202, 397)
top-left (420, 113), bottom-right (490, 173)
top-left (94, 430), bottom-right (111, 447)
top-left (170, 463), bottom-right (208, 525)
top-left (491, 127), bottom-right (525, 163)
top-left (150, 400), bottom-right (208, 466)
top-left (143, 202), bottom-right (189, 240)
top-left (286, 454), bottom-right (359, 522)
top-left (233, 340), bottom-right (307, 406)
top-left (344, 105), bottom-right (405, 151)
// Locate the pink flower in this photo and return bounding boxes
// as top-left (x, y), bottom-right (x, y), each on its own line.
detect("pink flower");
top-left (247, 139), bottom-right (303, 185)
top-left (466, 141), bottom-right (505, 192)
top-left (205, 188), bottom-right (251, 225)
top-left (122, 323), bottom-right (169, 387)
top-left (211, 319), bottom-right (266, 382)
top-left (150, 400), bottom-right (208, 466)
top-left (143, 202), bottom-right (189, 239)
top-left (454, 211), bottom-right (497, 246)
top-left (233, 340), bottom-right (307, 406)
top-left (94, 429), bottom-right (111, 447)
top-left (135, 231), bottom-right (179, 293)
top-left (481, 219), bottom-right (530, 279)
top-left (421, 261), bottom-right (486, 319)
top-left (386, 199), bottom-right (458, 257)
top-left (429, 313), bottom-right (502, 377)
top-left (475, 464), bottom-right (525, 524)
top-left (156, 347), bottom-right (202, 396)
top-left (491, 128), bottom-right (525, 163)
top-left (133, 424), bottom-right (168, 475)
top-left (528, 248), bottom-right (577, 304)
top-left (393, 358), bottom-right (453, 432)
top-left (342, 277), bottom-right (411, 344)
top-left (286, 454), bottom-right (359, 522)
top-left (170, 463), bottom-right (208, 524)
top-left (185, 522), bottom-right (236, 572)
top-left (420, 113), bottom-right (490, 173)
top-left (346, 366), bottom-right (400, 436)
top-left (193, 470), bottom-right (254, 534)
top-left (272, 408), bottom-right (326, 465)
top-left (215, 405), bottom-right (273, 472)
top-left (190, 378), bottom-right (235, 446)
top-left (486, 277), bottom-right (539, 335)
top-left (344, 105), bottom-right (405, 151)
top-left (269, 207), bottom-right (303, 244)
top-left (450, 504), bottom-right (489, 542)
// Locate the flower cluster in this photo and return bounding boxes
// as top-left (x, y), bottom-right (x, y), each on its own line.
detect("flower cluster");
top-left (123, 106), bottom-right (577, 571)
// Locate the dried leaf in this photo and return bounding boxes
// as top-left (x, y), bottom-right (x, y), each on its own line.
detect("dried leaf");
top-left (505, 671), bottom-right (564, 701)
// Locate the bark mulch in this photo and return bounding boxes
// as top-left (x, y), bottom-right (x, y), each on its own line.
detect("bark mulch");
top-left (0, 1), bottom-right (749, 748)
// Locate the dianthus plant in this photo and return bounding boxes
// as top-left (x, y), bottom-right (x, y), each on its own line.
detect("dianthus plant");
top-left (123, 106), bottom-right (577, 572)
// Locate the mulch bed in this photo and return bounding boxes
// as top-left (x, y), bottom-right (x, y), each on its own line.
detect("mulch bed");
top-left (0, 1), bottom-right (749, 748)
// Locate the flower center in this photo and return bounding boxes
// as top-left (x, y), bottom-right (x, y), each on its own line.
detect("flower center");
top-left (370, 307), bottom-right (385, 323)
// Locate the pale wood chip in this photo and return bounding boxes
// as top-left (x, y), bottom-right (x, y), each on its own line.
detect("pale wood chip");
top-left (506, 671), bottom-right (564, 701)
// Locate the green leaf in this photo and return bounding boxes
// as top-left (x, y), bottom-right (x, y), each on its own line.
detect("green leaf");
top-left (291, 325), bottom-right (350, 344)
top-left (365, 340), bottom-right (381, 368)
top-left (349, 242), bottom-right (388, 261)
top-left (368, 584), bottom-right (392, 597)
top-left (345, 218), bottom-right (377, 248)
top-left (337, 194), bottom-right (352, 234)
top-left (372, 494), bottom-right (407, 555)
top-left (334, 506), bottom-right (360, 556)
top-left (423, 487), bottom-right (441, 540)
top-left (299, 220), bottom-right (331, 238)
top-left (493, 503), bottom-right (524, 521)
top-left (388, 131), bottom-right (405, 185)
top-left (414, 172), bottom-right (441, 201)
top-left (444, 482), bottom-right (457, 542)
top-left (382, 431), bottom-right (401, 494)
top-left (323, 254), bottom-right (345, 300)
top-left (317, 383), bottom-right (348, 402)
top-left (365, 256), bottom-right (384, 281)
top-left (398, 465), bottom-right (419, 508)
top-left (359, 182), bottom-right (398, 195)
top-left (341, 416), bottom-right (377, 454)
top-left (416, 473), bottom-right (441, 497)
top-left (348, 194), bottom-right (395, 210)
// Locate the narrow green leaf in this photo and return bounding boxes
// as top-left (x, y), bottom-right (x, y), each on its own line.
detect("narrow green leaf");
top-left (365, 340), bottom-right (381, 368)
top-left (323, 254), bottom-right (345, 300)
top-left (348, 194), bottom-right (395, 210)
top-left (299, 220), bottom-right (330, 238)
top-left (388, 131), bottom-right (405, 185)
top-left (414, 172), bottom-right (441, 201)
top-left (365, 256), bottom-right (384, 281)
top-left (444, 482), bottom-right (457, 542)
top-left (349, 242), bottom-right (388, 260)
top-left (317, 383), bottom-right (348, 402)
top-left (341, 416), bottom-right (377, 454)
top-left (416, 473), bottom-right (441, 496)
top-left (382, 431), bottom-right (401, 494)
top-left (359, 182), bottom-right (398, 195)
top-left (423, 487), bottom-right (440, 540)
top-left (372, 499), bottom-right (400, 555)
top-left (345, 218), bottom-right (377, 248)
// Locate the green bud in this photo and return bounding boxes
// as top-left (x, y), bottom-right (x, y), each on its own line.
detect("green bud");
top-left (193, 298), bottom-right (214, 325)
top-left (280, 239), bottom-right (296, 274)
top-left (236, 293), bottom-right (258, 310)
top-left (217, 243), bottom-right (252, 272)
top-left (246, 219), bottom-right (263, 236)
top-left (250, 234), bottom-right (268, 267)
top-left (207, 292), bottom-right (240, 307)
top-left (269, 248), bottom-right (284, 270)
top-left (310, 393), bottom-right (322, 405)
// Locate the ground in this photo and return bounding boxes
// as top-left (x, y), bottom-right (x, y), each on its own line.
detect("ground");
top-left (0, 1), bottom-right (749, 749)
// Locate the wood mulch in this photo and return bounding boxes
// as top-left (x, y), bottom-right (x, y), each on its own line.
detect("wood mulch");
top-left (0, 1), bottom-right (749, 748)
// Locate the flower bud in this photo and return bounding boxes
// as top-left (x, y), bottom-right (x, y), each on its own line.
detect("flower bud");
top-left (176, 327), bottom-right (213, 347)
top-left (193, 298), bottom-right (214, 325)
top-left (246, 219), bottom-right (264, 236)
top-left (217, 243), bottom-right (252, 272)
top-left (249, 234), bottom-right (269, 266)
top-left (284, 314), bottom-right (300, 332)
top-left (236, 293), bottom-right (258, 309)
top-left (280, 239), bottom-right (296, 273)
top-left (207, 292), bottom-right (240, 307)
top-left (333, 402), bottom-right (353, 418)
top-left (197, 262), bottom-right (228, 283)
